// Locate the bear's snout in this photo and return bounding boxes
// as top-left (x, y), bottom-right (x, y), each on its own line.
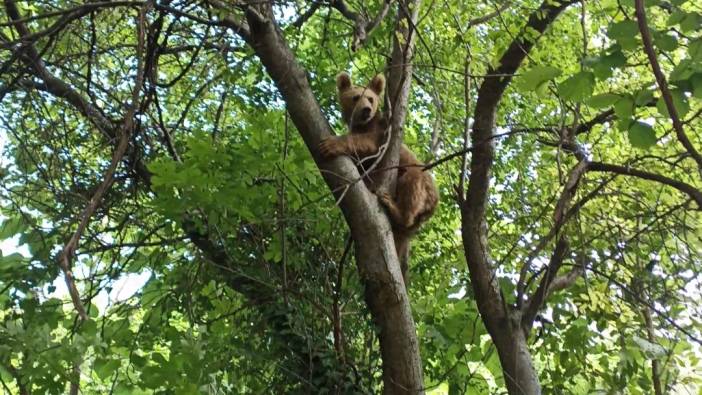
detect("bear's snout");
top-left (360, 106), bottom-right (372, 118)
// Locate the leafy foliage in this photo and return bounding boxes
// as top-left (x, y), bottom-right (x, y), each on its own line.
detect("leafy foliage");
top-left (0, 0), bottom-right (701, 393)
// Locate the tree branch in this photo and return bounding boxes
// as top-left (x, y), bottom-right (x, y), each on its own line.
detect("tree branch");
top-left (465, 2), bottom-right (511, 29)
top-left (462, 0), bottom-right (578, 337)
top-left (588, 161), bottom-right (702, 207)
top-left (234, 1), bottom-right (425, 392)
top-left (377, 0), bottom-right (421, 193)
top-left (634, 0), bottom-right (702, 170)
top-left (292, 1), bottom-right (323, 28)
top-left (58, 0), bottom-right (147, 323)
top-left (517, 159), bottom-right (588, 306)
top-left (328, 0), bottom-right (394, 51)
top-left (546, 265), bottom-right (584, 296)
top-left (3, 0), bottom-right (115, 137)
top-left (522, 237), bottom-right (570, 332)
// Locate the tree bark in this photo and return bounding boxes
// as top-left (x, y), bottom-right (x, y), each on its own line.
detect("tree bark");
top-left (460, 1), bottom-right (577, 394)
top-left (238, 4), bottom-right (424, 393)
top-left (495, 314), bottom-right (542, 395)
top-left (379, 0), bottom-right (421, 192)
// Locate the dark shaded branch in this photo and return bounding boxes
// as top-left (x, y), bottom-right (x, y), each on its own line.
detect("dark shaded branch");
top-left (332, 236), bottom-right (353, 363)
top-left (588, 162), bottom-right (702, 207)
top-left (462, 0), bottom-right (578, 335)
top-left (575, 109), bottom-right (615, 134)
top-left (516, 160), bottom-right (588, 306)
top-left (330, 0), bottom-right (359, 20)
top-left (168, 1), bottom-right (251, 40)
top-left (329, 0), bottom-right (394, 51)
top-left (522, 237), bottom-right (570, 332)
top-left (292, 1), bottom-right (323, 28)
top-left (465, 2), bottom-right (511, 29)
top-left (4, 0), bottom-right (115, 137)
top-left (634, 0), bottom-right (702, 169)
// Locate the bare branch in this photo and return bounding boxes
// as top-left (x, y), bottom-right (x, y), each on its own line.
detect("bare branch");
top-left (52, 1), bottom-right (144, 321)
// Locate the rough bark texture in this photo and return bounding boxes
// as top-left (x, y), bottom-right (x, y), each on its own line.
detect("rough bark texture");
top-left (461, 1), bottom-right (577, 394)
top-left (240, 4), bottom-right (424, 393)
top-left (379, 0), bottom-right (421, 192)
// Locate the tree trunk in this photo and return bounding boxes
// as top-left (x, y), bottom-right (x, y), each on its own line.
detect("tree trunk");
top-left (460, 1), bottom-right (578, 394)
top-left (493, 315), bottom-right (542, 395)
top-left (240, 6), bottom-right (424, 393)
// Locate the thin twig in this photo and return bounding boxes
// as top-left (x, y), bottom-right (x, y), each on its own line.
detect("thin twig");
top-left (54, 1), bottom-right (149, 321)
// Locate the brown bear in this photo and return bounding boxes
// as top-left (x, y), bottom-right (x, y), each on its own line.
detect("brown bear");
top-left (318, 72), bottom-right (439, 284)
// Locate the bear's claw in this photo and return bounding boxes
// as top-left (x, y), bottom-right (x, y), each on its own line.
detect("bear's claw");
top-left (377, 191), bottom-right (393, 207)
top-left (318, 137), bottom-right (340, 159)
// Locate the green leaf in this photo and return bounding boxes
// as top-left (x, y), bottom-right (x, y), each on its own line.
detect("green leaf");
top-left (607, 20), bottom-right (639, 50)
top-left (1, 253), bottom-right (26, 271)
top-left (94, 358), bottom-right (121, 380)
top-left (634, 89), bottom-right (654, 106)
top-left (591, 49), bottom-right (627, 79)
top-left (586, 93), bottom-right (621, 109)
top-left (558, 72), bottom-right (595, 102)
top-left (656, 90), bottom-right (689, 118)
top-left (627, 122), bottom-right (657, 149)
top-left (691, 73), bottom-right (702, 99)
top-left (670, 59), bottom-right (695, 82)
top-left (517, 66), bottom-right (562, 92)
top-left (130, 353), bottom-right (148, 368)
top-left (653, 33), bottom-right (678, 51)
top-left (667, 11), bottom-right (686, 26)
top-left (0, 217), bottom-right (26, 240)
top-left (689, 38), bottom-right (702, 62)
top-left (680, 13), bottom-right (702, 33)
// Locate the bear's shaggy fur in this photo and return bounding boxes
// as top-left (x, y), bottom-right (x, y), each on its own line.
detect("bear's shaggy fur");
top-left (319, 72), bottom-right (438, 284)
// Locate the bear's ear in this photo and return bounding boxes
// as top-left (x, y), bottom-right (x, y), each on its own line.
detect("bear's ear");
top-left (369, 74), bottom-right (385, 95)
top-left (336, 72), bottom-right (352, 92)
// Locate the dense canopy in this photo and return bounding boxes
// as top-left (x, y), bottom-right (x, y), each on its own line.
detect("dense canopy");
top-left (0, 0), bottom-right (701, 394)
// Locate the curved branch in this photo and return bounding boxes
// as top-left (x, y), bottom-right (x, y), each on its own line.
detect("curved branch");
top-left (462, 0), bottom-right (578, 337)
top-left (522, 237), bottom-right (570, 332)
top-left (588, 162), bottom-right (702, 207)
top-left (634, 0), bottom-right (702, 170)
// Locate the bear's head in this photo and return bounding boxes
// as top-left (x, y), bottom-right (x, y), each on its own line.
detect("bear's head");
top-left (336, 72), bottom-right (385, 129)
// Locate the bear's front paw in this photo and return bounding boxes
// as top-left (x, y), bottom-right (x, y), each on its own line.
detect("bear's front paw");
top-left (318, 137), bottom-right (342, 159)
top-left (376, 191), bottom-right (393, 208)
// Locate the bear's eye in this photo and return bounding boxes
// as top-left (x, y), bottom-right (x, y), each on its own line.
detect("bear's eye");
top-left (368, 97), bottom-right (374, 104)
top-left (353, 95), bottom-right (360, 102)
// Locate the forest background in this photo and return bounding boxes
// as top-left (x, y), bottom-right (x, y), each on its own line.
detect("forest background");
top-left (0, 0), bottom-right (701, 394)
